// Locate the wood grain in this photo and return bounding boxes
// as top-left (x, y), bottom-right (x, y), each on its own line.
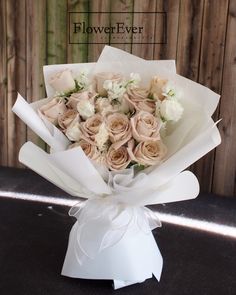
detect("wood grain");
top-left (110, 0), bottom-right (133, 52)
top-left (87, 0), bottom-right (110, 62)
top-left (213, 0), bottom-right (236, 196)
top-left (0, 0), bottom-right (8, 166)
top-left (47, 0), bottom-right (67, 65)
top-left (67, 0), bottom-right (89, 63)
top-left (26, 0), bottom-right (47, 148)
top-left (191, 0), bottom-right (229, 193)
top-left (176, 0), bottom-right (204, 80)
top-left (6, 0), bottom-right (27, 167)
top-left (154, 0), bottom-right (180, 60)
top-left (132, 0), bottom-right (157, 59)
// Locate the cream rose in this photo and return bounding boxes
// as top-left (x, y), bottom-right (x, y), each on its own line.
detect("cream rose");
top-left (95, 72), bottom-right (122, 96)
top-left (127, 140), bottom-right (167, 166)
top-left (106, 113), bottom-right (132, 149)
top-left (80, 114), bottom-right (103, 144)
top-left (65, 117), bottom-right (81, 141)
top-left (125, 88), bottom-right (156, 114)
top-left (130, 111), bottom-right (161, 142)
top-left (58, 109), bottom-right (79, 131)
top-left (49, 69), bottom-right (76, 93)
top-left (69, 140), bottom-right (100, 161)
top-left (149, 76), bottom-right (167, 101)
top-left (67, 91), bottom-right (96, 110)
top-left (106, 144), bottom-right (131, 171)
top-left (39, 97), bottom-right (67, 125)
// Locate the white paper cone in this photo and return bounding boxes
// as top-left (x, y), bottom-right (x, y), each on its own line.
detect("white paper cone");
top-left (62, 220), bottom-right (163, 283)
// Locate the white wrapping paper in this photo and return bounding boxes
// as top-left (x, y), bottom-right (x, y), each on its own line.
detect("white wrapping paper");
top-left (12, 46), bottom-right (221, 289)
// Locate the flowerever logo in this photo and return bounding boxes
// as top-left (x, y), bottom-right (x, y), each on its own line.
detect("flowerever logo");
top-left (74, 22), bottom-right (144, 35)
top-left (68, 12), bottom-right (167, 44)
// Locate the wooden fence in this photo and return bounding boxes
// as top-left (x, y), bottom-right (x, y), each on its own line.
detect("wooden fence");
top-left (0, 0), bottom-right (235, 196)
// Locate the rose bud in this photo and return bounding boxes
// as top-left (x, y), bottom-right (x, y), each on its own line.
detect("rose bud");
top-left (49, 69), bottom-right (76, 93)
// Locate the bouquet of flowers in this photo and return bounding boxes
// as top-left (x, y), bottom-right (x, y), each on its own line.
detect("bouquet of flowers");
top-left (38, 65), bottom-right (185, 170)
top-left (12, 46), bottom-right (221, 289)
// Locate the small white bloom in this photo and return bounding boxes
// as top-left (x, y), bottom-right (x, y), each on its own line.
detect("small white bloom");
top-left (95, 97), bottom-right (114, 116)
top-left (159, 99), bottom-right (184, 122)
top-left (103, 80), bottom-right (126, 101)
top-left (125, 73), bottom-right (141, 89)
top-left (76, 70), bottom-right (89, 89)
top-left (77, 100), bottom-right (95, 120)
top-left (65, 120), bottom-right (81, 141)
top-left (103, 80), bottom-right (113, 91)
top-left (129, 73), bottom-right (141, 86)
top-left (95, 122), bottom-right (109, 151)
top-left (162, 81), bottom-right (182, 99)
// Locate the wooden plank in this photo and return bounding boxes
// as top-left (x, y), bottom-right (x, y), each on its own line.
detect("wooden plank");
top-left (191, 0), bottom-right (229, 193)
top-left (110, 0), bottom-right (133, 52)
top-left (213, 0), bottom-right (236, 196)
top-left (87, 0), bottom-right (111, 62)
top-left (26, 0), bottom-right (47, 148)
top-left (0, 0), bottom-right (8, 166)
top-left (154, 0), bottom-right (180, 60)
top-left (176, 0), bottom-right (204, 80)
top-left (67, 0), bottom-right (89, 63)
top-left (6, 0), bottom-right (27, 167)
top-left (199, 0), bottom-right (228, 93)
top-left (132, 0), bottom-right (157, 59)
top-left (47, 0), bottom-right (67, 65)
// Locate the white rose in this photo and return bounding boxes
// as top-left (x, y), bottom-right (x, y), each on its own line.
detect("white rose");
top-left (65, 118), bottom-right (81, 141)
top-left (49, 69), bottom-right (76, 93)
top-left (95, 122), bottom-right (109, 150)
top-left (77, 99), bottom-right (95, 120)
top-left (159, 99), bottom-right (183, 122)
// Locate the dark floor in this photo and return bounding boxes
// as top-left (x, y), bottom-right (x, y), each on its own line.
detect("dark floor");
top-left (0, 167), bottom-right (236, 295)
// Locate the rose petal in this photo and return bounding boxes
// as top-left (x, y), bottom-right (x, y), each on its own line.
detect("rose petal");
top-left (39, 97), bottom-right (67, 125)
